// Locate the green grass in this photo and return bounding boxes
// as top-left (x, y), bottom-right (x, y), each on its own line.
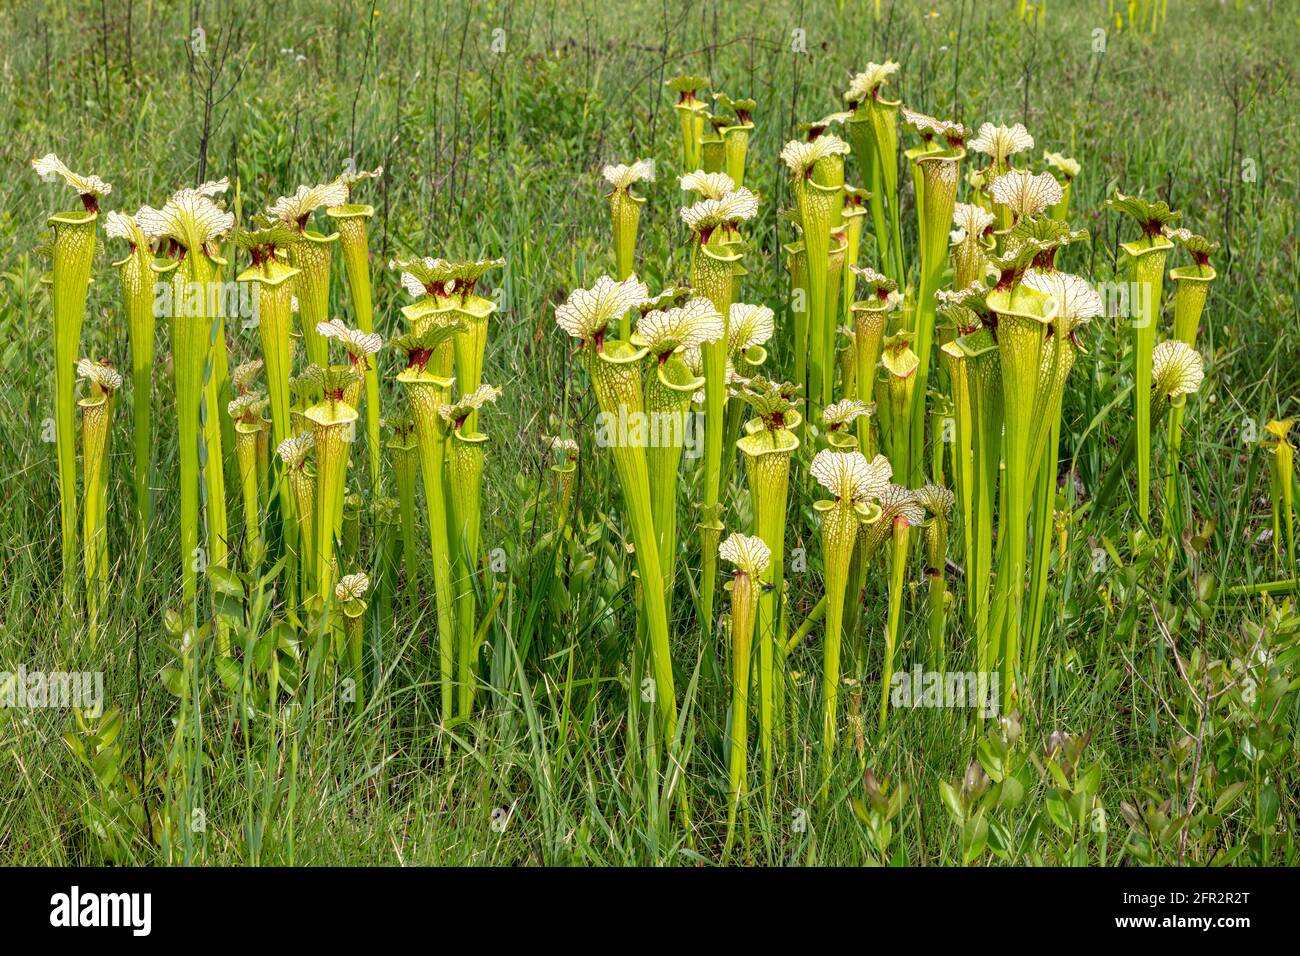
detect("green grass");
top-left (1, 0), bottom-right (1298, 865)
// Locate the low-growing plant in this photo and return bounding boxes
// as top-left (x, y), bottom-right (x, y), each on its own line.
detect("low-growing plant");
top-left (666, 75), bottom-right (710, 174)
top-left (604, 160), bottom-right (654, 294)
top-left (441, 383), bottom-right (502, 715)
top-left (851, 769), bottom-right (909, 866)
top-left (228, 390), bottom-right (270, 564)
top-left (77, 358), bottom-right (122, 647)
top-left (718, 531), bottom-right (769, 850)
top-left (810, 448), bottom-right (888, 797)
top-left (334, 571), bottom-right (370, 714)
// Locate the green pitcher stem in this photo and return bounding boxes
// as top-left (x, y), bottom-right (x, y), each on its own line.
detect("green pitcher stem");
top-left (821, 235), bottom-right (848, 410)
top-left (448, 429), bottom-right (486, 716)
top-left (243, 261), bottom-right (300, 597)
top-left (202, 312), bottom-right (230, 584)
top-left (80, 393), bottom-right (112, 647)
top-left (970, 347), bottom-right (1003, 672)
top-left (330, 208), bottom-right (382, 490)
top-left (344, 610), bottom-right (366, 714)
top-left (163, 256), bottom-right (222, 623)
top-left (675, 103), bottom-right (704, 171)
top-left (118, 246), bottom-right (155, 544)
top-left (786, 242), bottom-right (810, 418)
top-left (588, 341), bottom-right (678, 737)
top-left (848, 112), bottom-right (894, 284)
top-left (1026, 417), bottom-right (1060, 678)
top-left (989, 286), bottom-right (1054, 697)
top-left (841, 217), bottom-right (864, 330)
top-left (288, 233), bottom-right (337, 374)
top-left (942, 346), bottom-right (976, 628)
top-left (402, 373), bottom-right (457, 722)
top-left (693, 243), bottom-right (741, 639)
top-left (611, 189), bottom-right (643, 293)
top-left (49, 211), bottom-right (98, 625)
top-left (867, 98), bottom-right (904, 282)
top-left (1170, 267), bottom-right (1214, 347)
top-left (793, 178), bottom-right (836, 413)
top-left (725, 572), bottom-right (757, 849)
top-left (853, 305), bottom-right (888, 450)
top-left (880, 519), bottom-right (909, 730)
top-left (739, 427), bottom-right (797, 806)
top-left (389, 440), bottom-right (422, 603)
top-left (235, 423), bottom-right (263, 561)
top-left (818, 502), bottom-right (858, 802)
top-left (1164, 268), bottom-right (1215, 542)
top-left (646, 359), bottom-right (697, 620)
top-left (451, 298), bottom-right (496, 434)
top-left (723, 124), bottom-right (752, 188)
top-left (288, 464), bottom-right (316, 599)
top-left (308, 401), bottom-right (358, 596)
top-left (909, 150), bottom-right (964, 485)
top-left (1125, 238), bottom-right (1172, 523)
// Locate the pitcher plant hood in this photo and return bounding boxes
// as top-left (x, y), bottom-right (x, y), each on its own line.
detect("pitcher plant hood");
top-left (332, 164), bottom-right (384, 197)
top-left (901, 107), bottom-right (967, 147)
top-left (1152, 340), bottom-right (1205, 403)
top-left (727, 303), bottom-right (775, 354)
top-left (268, 181), bottom-right (350, 232)
top-left (780, 135), bottom-right (851, 178)
top-left (680, 188), bottom-right (760, 238)
top-left (719, 532), bottom-right (772, 577)
top-left (1042, 151), bottom-right (1081, 183)
top-left (811, 449), bottom-right (891, 505)
top-left (393, 256), bottom-right (505, 300)
top-left (990, 170), bottom-right (1064, 222)
top-left (138, 179), bottom-right (234, 257)
top-left (277, 431), bottom-right (315, 468)
top-left (679, 170), bottom-right (737, 200)
top-left (843, 62), bottom-right (900, 108)
top-left (969, 123), bottom-right (1034, 168)
top-left (631, 297), bottom-right (724, 357)
top-left (232, 359), bottom-right (265, 394)
top-left (604, 159), bottom-right (656, 193)
top-left (822, 398), bottom-right (873, 431)
top-left (32, 153), bottom-right (113, 212)
top-left (1107, 190), bottom-right (1181, 241)
top-left (77, 358), bottom-right (122, 397)
top-left (318, 317), bottom-right (383, 363)
top-left (554, 274), bottom-right (650, 345)
top-left (439, 383), bottom-right (503, 427)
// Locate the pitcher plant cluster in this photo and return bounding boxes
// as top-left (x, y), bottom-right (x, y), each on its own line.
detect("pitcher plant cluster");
top-left (549, 59), bottom-right (1228, 840)
top-left (31, 48), bottom-right (1239, 855)
top-left (30, 152), bottom-right (511, 736)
